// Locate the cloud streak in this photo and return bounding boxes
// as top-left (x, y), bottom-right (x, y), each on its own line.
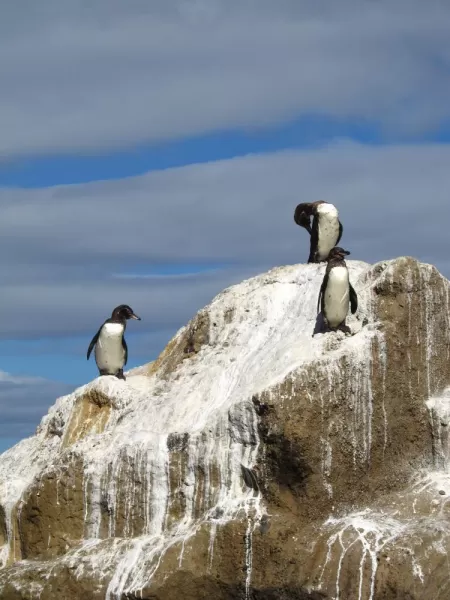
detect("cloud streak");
top-left (0, 142), bottom-right (449, 341)
top-left (1, 0), bottom-right (450, 157)
top-left (2, 0), bottom-right (450, 451)
top-left (0, 370), bottom-right (72, 439)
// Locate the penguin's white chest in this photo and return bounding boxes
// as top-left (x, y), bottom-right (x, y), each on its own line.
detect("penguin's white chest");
top-left (95, 323), bottom-right (125, 373)
top-left (324, 267), bottom-right (349, 327)
top-left (316, 205), bottom-right (340, 260)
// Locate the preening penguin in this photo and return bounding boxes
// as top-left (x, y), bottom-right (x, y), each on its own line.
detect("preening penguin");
top-left (87, 304), bottom-right (141, 380)
top-left (317, 247), bottom-right (358, 333)
top-left (294, 201), bottom-right (343, 263)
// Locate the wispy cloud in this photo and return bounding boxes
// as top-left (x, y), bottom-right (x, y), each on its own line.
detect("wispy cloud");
top-left (0, 370), bottom-right (72, 439)
top-left (2, 1), bottom-right (449, 452)
top-left (1, 1), bottom-right (450, 157)
top-left (0, 142), bottom-right (449, 341)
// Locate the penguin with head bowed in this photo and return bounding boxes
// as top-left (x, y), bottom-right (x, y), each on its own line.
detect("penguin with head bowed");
top-left (317, 247), bottom-right (358, 333)
top-left (294, 201), bottom-right (343, 263)
top-left (87, 304), bottom-right (141, 380)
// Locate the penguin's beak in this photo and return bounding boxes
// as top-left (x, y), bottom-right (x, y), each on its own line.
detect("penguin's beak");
top-left (342, 250), bottom-right (351, 256)
top-left (130, 313), bottom-right (141, 320)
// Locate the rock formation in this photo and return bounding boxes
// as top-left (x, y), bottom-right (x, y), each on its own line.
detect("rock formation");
top-left (0, 257), bottom-right (449, 600)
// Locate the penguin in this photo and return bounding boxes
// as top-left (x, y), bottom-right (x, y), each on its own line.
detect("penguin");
top-left (294, 201), bottom-right (343, 263)
top-left (87, 305), bottom-right (141, 380)
top-left (317, 247), bottom-right (358, 332)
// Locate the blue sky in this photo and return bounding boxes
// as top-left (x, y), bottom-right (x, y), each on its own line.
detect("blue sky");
top-left (3, 117), bottom-right (450, 190)
top-left (0, 116), bottom-right (383, 188)
top-left (1, 0), bottom-right (450, 453)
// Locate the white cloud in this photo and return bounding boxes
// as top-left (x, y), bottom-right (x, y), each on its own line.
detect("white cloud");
top-left (0, 370), bottom-right (43, 385)
top-left (0, 268), bottom-right (256, 338)
top-left (1, 0), bottom-right (450, 156)
top-left (0, 370), bottom-right (72, 438)
top-left (0, 141), bottom-right (449, 340)
top-left (2, 138), bottom-right (450, 445)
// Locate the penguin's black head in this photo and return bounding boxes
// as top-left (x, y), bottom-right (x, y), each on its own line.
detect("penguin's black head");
top-left (328, 247), bottom-right (350, 261)
top-left (294, 203), bottom-right (313, 232)
top-left (111, 304), bottom-right (141, 321)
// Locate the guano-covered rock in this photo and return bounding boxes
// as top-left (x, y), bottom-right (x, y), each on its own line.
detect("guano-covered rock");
top-left (0, 257), bottom-right (449, 600)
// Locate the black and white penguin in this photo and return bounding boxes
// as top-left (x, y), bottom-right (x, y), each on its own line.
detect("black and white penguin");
top-left (317, 247), bottom-right (358, 332)
top-left (294, 201), bottom-right (343, 263)
top-left (87, 305), bottom-right (141, 380)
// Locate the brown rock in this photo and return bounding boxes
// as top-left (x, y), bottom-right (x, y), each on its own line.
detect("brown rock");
top-left (1, 258), bottom-right (449, 600)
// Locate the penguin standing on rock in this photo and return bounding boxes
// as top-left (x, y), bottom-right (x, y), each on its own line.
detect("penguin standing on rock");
top-left (87, 305), bottom-right (141, 380)
top-left (317, 247), bottom-right (358, 333)
top-left (294, 201), bottom-right (343, 263)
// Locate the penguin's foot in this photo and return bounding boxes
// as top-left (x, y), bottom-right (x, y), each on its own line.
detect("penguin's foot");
top-left (115, 369), bottom-right (126, 381)
top-left (338, 322), bottom-right (352, 336)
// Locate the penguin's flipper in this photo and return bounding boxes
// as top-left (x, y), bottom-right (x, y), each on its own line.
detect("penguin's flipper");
top-left (349, 283), bottom-right (358, 314)
top-left (317, 273), bottom-right (328, 314)
top-left (87, 326), bottom-right (102, 360)
top-left (337, 220), bottom-right (343, 245)
top-left (122, 336), bottom-right (128, 365)
top-left (308, 217), bottom-right (319, 263)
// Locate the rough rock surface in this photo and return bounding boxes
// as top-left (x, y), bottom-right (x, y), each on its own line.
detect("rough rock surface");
top-left (0, 257), bottom-right (449, 600)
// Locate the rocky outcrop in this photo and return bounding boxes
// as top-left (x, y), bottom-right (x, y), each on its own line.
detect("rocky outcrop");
top-left (0, 257), bottom-right (449, 600)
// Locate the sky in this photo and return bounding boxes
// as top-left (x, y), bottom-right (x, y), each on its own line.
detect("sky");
top-left (1, 0), bottom-right (450, 453)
